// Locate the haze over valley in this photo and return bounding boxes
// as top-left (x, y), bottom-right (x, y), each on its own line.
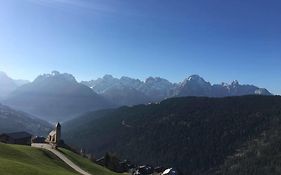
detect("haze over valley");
top-left (0, 71), bottom-right (272, 122)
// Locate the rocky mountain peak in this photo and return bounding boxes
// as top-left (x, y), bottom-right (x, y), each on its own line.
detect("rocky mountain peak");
top-left (103, 74), bottom-right (114, 80)
top-left (182, 75), bottom-right (210, 87)
top-left (231, 80), bottom-right (240, 86)
top-left (145, 77), bottom-right (169, 84)
top-left (35, 71), bottom-right (77, 83)
top-left (187, 74), bottom-right (204, 81)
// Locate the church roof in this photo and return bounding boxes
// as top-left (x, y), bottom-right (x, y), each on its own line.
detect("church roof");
top-left (56, 122), bottom-right (61, 127)
top-left (49, 130), bottom-right (56, 136)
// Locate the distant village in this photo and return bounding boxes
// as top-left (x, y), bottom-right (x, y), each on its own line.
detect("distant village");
top-left (0, 123), bottom-right (181, 175)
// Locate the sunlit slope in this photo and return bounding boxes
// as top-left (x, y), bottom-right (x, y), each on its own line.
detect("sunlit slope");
top-left (59, 148), bottom-right (122, 175)
top-left (0, 143), bottom-right (77, 175)
top-left (0, 143), bottom-right (121, 175)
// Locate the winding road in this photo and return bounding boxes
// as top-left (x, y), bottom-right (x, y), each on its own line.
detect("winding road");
top-left (32, 143), bottom-right (92, 175)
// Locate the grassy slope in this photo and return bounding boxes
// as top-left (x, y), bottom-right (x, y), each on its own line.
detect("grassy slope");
top-left (59, 148), bottom-right (122, 175)
top-left (0, 143), bottom-right (77, 175)
top-left (0, 143), bottom-right (121, 175)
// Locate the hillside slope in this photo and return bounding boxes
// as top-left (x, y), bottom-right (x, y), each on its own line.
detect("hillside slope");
top-left (0, 143), bottom-right (77, 175)
top-left (59, 148), bottom-right (121, 175)
top-left (63, 95), bottom-right (281, 175)
top-left (0, 143), bottom-right (123, 175)
top-left (214, 124), bottom-right (281, 175)
top-left (0, 103), bottom-right (51, 136)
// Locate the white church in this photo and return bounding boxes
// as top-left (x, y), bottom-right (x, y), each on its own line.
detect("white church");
top-left (45, 122), bottom-right (61, 145)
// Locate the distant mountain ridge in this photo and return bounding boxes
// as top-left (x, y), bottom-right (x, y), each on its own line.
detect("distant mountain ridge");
top-left (82, 75), bottom-right (176, 106)
top-left (4, 71), bottom-right (113, 122)
top-left (82, 74), bottom-right (272, 106)
top-left (0, 103), bottom-right (51, 136)
top-left (0, 71), bottom-right (29, 99)
top-left (176, 75), bottom-right (271, 97)
top-left (0, 71), bottom-right (272, 122)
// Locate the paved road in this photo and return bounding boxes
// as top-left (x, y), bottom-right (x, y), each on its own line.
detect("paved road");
top-left (32, 143), bottom-right (92, 175)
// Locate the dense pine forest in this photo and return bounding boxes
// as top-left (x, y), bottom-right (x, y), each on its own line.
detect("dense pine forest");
top-left (63, 95), bottom-right (281, 174)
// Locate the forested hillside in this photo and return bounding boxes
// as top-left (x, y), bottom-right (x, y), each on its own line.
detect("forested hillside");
top-left (214, 123), bottom-right (281, 175)
top-left (63, 95), bottom-right (281, 174)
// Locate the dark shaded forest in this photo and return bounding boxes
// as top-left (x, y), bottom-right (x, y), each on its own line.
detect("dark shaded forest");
top-left (63, 95), bottom-right (281, 174)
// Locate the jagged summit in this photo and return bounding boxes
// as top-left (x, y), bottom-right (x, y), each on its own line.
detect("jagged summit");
top-left (4, 71), bottom-right (111, 122)
top-left (187, 74), bottom-right (205, 81)
top-left (102, 74), bottom-right (114, 80)
top-left (1, 71), bottom-right (273, 121)
top-left (81, 74), bottom-right (272, 106)
top-left (231, 80), bottom-right (240, 86)
top-left (145, 77), bottom-right (170, 84)
top-left (34, 71), bottom-right (77, 83)
top-left (183, 74), bottom-right (210, 86)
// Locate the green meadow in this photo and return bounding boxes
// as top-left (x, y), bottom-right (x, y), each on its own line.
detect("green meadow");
top-left (0, 143), bottom-right (122, 175)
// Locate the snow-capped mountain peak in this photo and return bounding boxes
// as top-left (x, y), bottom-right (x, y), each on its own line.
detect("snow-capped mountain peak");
top-left (187, 74), bottom-right (203, 81)
top-left (182, 75), bottom-right (210, 87)
top-left (81, 74), bottom-right (272, 106)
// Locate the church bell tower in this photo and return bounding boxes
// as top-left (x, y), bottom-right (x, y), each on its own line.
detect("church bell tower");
top-left (55, 122), bottom-right (61, 144)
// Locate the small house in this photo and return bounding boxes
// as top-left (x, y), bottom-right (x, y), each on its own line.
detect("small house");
top-left (32, 136), bottom-right (46, 143)
top-left (154, 166), bottom-right (166, 173)
top-left (96, 157), bottom-right (105, 166)
top-left (0, 132), bottom-right (32, 145)
top-left (134, 165), bottom-right (154, 175)
top-left (161, 168), bottom-right (182, 175)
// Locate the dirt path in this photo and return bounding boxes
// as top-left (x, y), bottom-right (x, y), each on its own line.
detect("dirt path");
top-left (32, 143), bottom-right (92, 175)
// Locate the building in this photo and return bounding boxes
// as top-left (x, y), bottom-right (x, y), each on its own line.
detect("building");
top-left (96, 157), bottom-right (105, 166)
top-left (45, 122), bottom-right (61, 145)
top-left (154, 166), bottom-right (166, 174)
top-left (133, 165), bottom-right (154, 175)
top-left (32, 136), bottom-right (46, 143)
top-left (161, 168), bottom-right (182, 175)
top-left (0, 132), bottom-right (32, 145)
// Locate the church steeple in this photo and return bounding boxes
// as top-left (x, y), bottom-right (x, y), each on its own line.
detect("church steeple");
top-left (56, 122), bottom-right (61, 128)
top-left (55, 122), bottom-right (61, 144)
top-left (45, 122), bottom-right (62, 145)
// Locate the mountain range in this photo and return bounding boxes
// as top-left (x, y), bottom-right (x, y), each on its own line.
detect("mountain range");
top-left (3, 71), bottom-right (112, 122)
top-left (82, 75), bottom-right (175, 106)
top-left (0, 71), bottom-right (29, 100)
top-left (0, 71), bottom-right (271, 122)
top-left (82, 74), bottom-right (271, 106)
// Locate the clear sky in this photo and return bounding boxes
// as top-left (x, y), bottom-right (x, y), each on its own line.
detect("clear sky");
top-left (0, 0), bottom-right (280, 94)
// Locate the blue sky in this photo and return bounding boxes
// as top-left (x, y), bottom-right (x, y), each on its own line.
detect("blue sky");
top-left (0, 0), bottom-right (280, 94)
